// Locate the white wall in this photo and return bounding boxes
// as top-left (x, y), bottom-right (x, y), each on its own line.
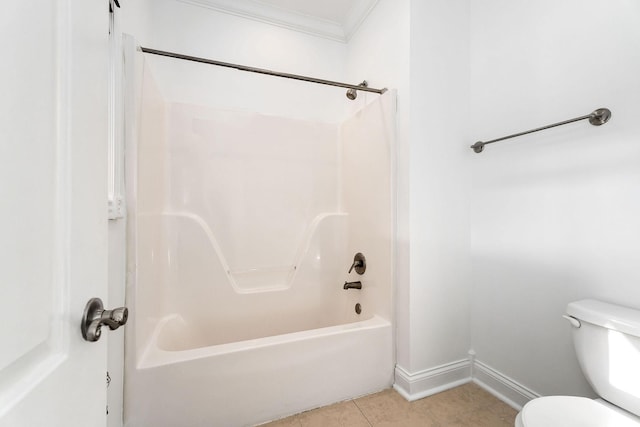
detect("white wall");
top-left (348, 0), bottom-right (473, 397)
top-left (352, 0), bottom-right (640, 405)
top-left (408, 0), bottom-right (471, 374)
top-left (470, 0), bottom-right (640, 397)
top-left (120, 0), bottom-right (153, 46)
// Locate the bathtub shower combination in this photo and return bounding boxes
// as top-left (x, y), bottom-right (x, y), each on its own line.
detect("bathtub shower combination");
top-left (124, 38), bottom-right (396, 427)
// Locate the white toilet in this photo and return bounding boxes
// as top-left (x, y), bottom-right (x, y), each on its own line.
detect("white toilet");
top-left (516, 299), bottom-right (640, 426)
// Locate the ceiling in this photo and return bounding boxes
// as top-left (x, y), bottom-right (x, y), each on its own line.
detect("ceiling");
top-left (176, 0), bottom-right (379, 42)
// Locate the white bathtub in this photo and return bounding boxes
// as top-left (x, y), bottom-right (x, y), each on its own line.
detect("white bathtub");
top-left (126, 314), bottom-right (393, 427)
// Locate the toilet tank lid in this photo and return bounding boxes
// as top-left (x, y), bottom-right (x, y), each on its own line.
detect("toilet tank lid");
top-left (567, 299), bottom-right (640, 338)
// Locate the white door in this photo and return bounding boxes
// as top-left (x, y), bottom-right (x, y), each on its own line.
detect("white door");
top-left (0, 1), bottom-right (110, 426)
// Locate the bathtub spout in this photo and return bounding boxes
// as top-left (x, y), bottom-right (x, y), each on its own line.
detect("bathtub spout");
top-left (343, 281), bottom-right (362, 290)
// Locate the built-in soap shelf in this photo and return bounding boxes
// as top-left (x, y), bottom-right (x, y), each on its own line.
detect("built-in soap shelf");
top-left (229, 266), bottom-right (296, 293)
top-left (150, 211), bottom-right (348, 294)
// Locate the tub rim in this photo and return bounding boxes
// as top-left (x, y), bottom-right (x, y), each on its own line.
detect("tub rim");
top-left (137, 314), bottom-right (390, 370)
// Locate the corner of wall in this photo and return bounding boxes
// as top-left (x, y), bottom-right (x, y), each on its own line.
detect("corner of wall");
top-left (393, 351), bottom-right (539, 411)
top-left (393, 360), bottom-right (472, 401)
top-left (472, 357), bottom-right (540, 411)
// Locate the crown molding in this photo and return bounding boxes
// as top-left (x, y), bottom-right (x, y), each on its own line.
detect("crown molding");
top-left (343, 0), bottom-right (379, 41)
top-left (175, 0), bottom-right (378, 43)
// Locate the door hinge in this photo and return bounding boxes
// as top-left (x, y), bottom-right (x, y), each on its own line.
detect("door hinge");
top-left (106, 371), bottom-right (111, 415)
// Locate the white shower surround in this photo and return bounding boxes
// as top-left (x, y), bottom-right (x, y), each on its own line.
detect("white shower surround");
top-left (124, 41), bottom-right (396, 426)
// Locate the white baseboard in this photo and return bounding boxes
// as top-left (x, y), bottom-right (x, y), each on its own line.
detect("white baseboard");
top-left (394, 354), bottom-right (540, 410)
top-left (471, 358), bottom-right (540, 410)
top-left (394, 359), bottom-right (472, 401)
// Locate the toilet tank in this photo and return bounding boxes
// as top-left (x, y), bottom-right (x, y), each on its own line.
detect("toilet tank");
top-left (566, 299), bottom-right (640, 417)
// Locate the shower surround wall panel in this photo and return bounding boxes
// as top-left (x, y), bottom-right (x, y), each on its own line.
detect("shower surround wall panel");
top-left (164, 103), bottom-right (340, 292)
top-left (125, 48), bottom-right (395, 426)
top-left (341, 97), bottom-right (395, 323)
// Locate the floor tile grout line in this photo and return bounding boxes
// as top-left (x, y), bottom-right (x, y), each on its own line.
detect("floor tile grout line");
top-left (351, 398), bottom-right (374, 427)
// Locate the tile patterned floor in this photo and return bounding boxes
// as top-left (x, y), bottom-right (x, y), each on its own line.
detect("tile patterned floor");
top-left (262, 382), bottom-right (517, 427)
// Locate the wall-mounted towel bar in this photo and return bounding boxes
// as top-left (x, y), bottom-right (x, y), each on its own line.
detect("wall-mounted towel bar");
top-left (470, 108), bottom-right (612, 153)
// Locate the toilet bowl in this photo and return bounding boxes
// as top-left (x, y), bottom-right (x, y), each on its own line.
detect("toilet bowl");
top-left (516, 396), bottom-right (640, 427)
top-left (515, 299), bottom-right (640, 427)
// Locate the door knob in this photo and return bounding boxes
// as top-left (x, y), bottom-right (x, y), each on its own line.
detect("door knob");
top-left (81, 297), bottom-right (128, 342)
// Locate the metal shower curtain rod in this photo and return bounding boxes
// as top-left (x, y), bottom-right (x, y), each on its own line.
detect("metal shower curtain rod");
top-left (470, 108), bottom-right (612, 153)
top-left (140, 47), bottom-right (387, 95)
